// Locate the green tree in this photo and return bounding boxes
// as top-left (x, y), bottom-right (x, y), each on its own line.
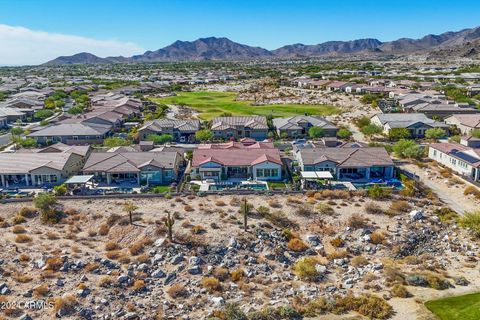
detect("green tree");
top-left (388, 128), bottom-right (411, 141)
top-left (337, 128), bottom-right (352, 139)
top-left (355, 116), bottom-right (371, 128)
top-left (103, 137), bottom-right (130, 148)
top-left (470, 129), bottom-right (480, 138)
top-left (13, 137), bottom-right (37, 149)
top-left (53, 184), bottom-right (67, 196)
top-left (393, 139), bottom-right (424, 159)
top-left (146, 134), bottom-right (173, 144)
top-left (425, 128), bottom-right (446, 140)
top-left (195, 129), bottom-right (214, 142)
top-left (67, 106), bottom-right (83, 115)
top-left (34, 109), bottom-right (54, 120)
top-left (34, 193), bottom-right (60, 223)
top-left (308, 126), bottom-right (325, 139)
top-left (361, 124), bottom-right (383, 136)
top-left (10, 127), bottom-right (24, 136)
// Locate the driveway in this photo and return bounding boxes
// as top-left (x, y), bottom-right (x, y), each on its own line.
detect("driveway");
top-left (0, 133), bottom-right (11, 147)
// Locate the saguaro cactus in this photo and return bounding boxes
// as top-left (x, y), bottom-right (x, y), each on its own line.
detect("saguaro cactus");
top-left (165, 212), bottom-right (175, 241)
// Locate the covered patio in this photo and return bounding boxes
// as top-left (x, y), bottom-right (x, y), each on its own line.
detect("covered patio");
top-left (300, 171), bottom-right (333, 189)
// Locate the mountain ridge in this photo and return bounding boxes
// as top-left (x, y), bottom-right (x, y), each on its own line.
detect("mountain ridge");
top-left (43, 26), bottom-right (480, 65)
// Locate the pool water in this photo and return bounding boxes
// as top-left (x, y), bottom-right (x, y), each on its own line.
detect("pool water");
top-left (208, 183), bottom-right (268, 191)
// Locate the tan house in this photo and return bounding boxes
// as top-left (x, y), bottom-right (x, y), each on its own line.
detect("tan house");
top-left (444, 114), bottom-right (480, 135)
top-left (0, 143), bottom-right (90, 187)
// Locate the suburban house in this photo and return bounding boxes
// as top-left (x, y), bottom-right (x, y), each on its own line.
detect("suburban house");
top-left (210, 116), bottom-right (269, 140)
top-left (82, 151), bottom-right (183, 186)
top-left (444, 114), bottom-right (480, 135)
top-left (296, 147), bottom-right (395, 181)
top-left (139, 119), bottom-right (201, 143)
top-left (0, 143), bottom-right (90, 187)
top-left (428, 140), bottom-right (480, 182)
top-left (370, 113), bottom-right (449, 138)
top-left (272, 116), bottom-right (338, 139)
top-left (28, 123), bottom-right (112, 145)
top-left (190, 141), bottom-right (282, 181)
top-left (0, 107), bottom-right (26, 123)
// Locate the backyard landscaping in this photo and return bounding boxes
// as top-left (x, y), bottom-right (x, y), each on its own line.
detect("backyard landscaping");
top-left (425, 293), bottom-right (480, 320)
top-left (151, 91), bottom-right (342, 120)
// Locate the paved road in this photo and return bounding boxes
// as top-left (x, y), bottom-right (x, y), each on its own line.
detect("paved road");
top-left (0, 133), bottom-right (11, 147)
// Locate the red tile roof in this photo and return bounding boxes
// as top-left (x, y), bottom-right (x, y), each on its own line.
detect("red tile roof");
top-left (192, 148), bottom-right (282, 167)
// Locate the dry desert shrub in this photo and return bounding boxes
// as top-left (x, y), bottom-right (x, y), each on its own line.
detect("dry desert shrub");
top-left (99, 276), bottom-right (114, 288)
top-left (391, 284), bottom-right (410, 298)
top-left (330, 237), bottom-right (345, 248)
top-left (365, 202), bottom-right (384, 215)
top-left (202, 277), bottom-right (222, 292)
top-left (295, 205), bottom-right (314, 217)
top-left (370, 230), bottom-right (386, 245)
top-left (15, 234), bottom-right (32, 243)
top-left (287, 196), bottom-right (303, 204)
top-left (12, 273), bottom-right (33, 283)
top-left (347, 214), bottom-right (368, 229)
top-left (18, 207), bottom-right (38, 218)
top-left (184, 205), bottom-right (194, 212)
top-left (215, 200), bottom-right (226, 206)
top-left (167, 284), bottom-right (189, 298)
top-left (287, 238), bottom-right (309, 252)
top-left (11, 225), bottom-right (26, 234)
top-left (267, 199), bottom-right (282, 208)
top-left (389, 200), bottom-right (411, 213)
top-left (191, 225), bottom-right (206, 234)
top-left (45, 257), bottom-right (64, 271)
top-left (33, 284), bottom-right (50, 297)
top-left (132, 280), bottom-right (146, 291)
top-left (327, 250), bottom-right (348, 260)
top-left (129, 238), bottom-right (153, 256)
top-left (46, 231), bottom-right (59, 240)
top-left (19, 254), bottom-right (30, 262)
top-left (315, 203), bottom-right (335, 215)
top-left (213, 267), bottom-right (229, 281)
top-left (293, 256), bottom-right (322, 281)
top-left (106, 250), bottom-right (122, 260)
top-left (351, 255), bottom-right (369, 267)
top-left (54, 295), bottom-right (77, 316)
top-left (464, 186), bottom-right (480, 198)
top-left (105, 242), bottom-right (118, 251)
top-left (230, 268), bottom-right (246, 282)
top-left (12, 215), bottom-right (26, 225)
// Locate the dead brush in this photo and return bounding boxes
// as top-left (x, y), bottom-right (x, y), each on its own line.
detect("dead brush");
top-left (347, 213), bottom-right (369, 229)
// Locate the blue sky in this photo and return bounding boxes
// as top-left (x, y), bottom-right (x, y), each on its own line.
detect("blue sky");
top-left (0, 0), bottom-right (479, 65)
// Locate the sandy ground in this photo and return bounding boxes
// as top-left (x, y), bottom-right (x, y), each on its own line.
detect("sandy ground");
top-left (400, 162), bottom-right (480, 214)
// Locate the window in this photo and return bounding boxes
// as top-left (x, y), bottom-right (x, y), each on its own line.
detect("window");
top-left (257, 169), bottom-right (263, 177)
top-left (257, 168), bottom-right (278, 177)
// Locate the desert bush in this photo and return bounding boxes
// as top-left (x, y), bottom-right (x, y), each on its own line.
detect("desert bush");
top-left (202, 277), bottom-right (222, 292)
top-left (281, 228), bottom-right (296, 240)
top-left (12, 215), bottom-right (26, 224)
top-left (19, 254), bottom-right (30, 262)
top-left (354, 294), bottom-right (393, 319)
top-left (215, 200), bottom-right (226, 206)
top-left (129, 238), bottom-right (152, 255)
top-left (295, 205), bottom-right (314, 217)
top-left (132, 280), bottom-right (146, 291)
top-left (33, 284), bottom-right (50, 297)
top-left (439, 168), bottom-right (452, 178)
top-left (105, 242), bottom-right (118, 251)
top-left (383, 266), bottom-right (405, 285)
top-left (256, 205), bottom-right (270, 216)
top-left (184, 204), bottom-right (194, 212)
top-left (315, 203), bottom-right (335, 215)
top-left (191, 225), bottom-right (206, 234)
top-left (327, 250), bottom-right (348, 260)
top-left (99, 276), bottom-right (114, 288)
top-left (464, 186), bottom-right (480, 198)
top-left (230, 268), bottom-right (245, 282)
top-left (390, 284), bottom-right (410, 298)
top-left (98, 223), bottom-right (110, 236)
top-left (347, 214), bottom-right (368, 229)
top-left (458, 211), bottom-right (480, 237)
top-left (213, 267), bottom-right (229, 281)
top-left (15, 234), bottom-right (32, 243)
top-left (406, 273), bottom-right (450, 290)
top-left (18, 207), bottom-right (37, 218)
top-left (46, 231), bottom-right (59, 240)
top-left (365, 202), bottom-right (384, 215)
top-left (45, 257), bottom-right (63, 271)
top-left (167, 284), bottom-right (189, 298)
top-left (389, 200), bottom-right (411, 213)
top-left (287, 196), bottom-right (303, 204)
top-left (263, 210), bottom-right (298, 229)
top-left (267, 199), bottom-right (281, 208)
top-left (293, 257), bottom-right (321, 281)
top-left (351, 255), bottom-right (368, 267)
top-left (12, 225), bottom-right (26, 234)
top-left (433, 207), bottom-right (458, 224)
top-left (54, 295), bottom-right (77, 316)
top-left (330, 237), bottom-right (345, 248)
top-left (368, 185), bottom-right (391, 200)
top-left (287, 238), bottom-right (309, 252)
top-left (370, 230), bottom-right (386, 245)
top-left (12, 273), bottom-right (33, 283)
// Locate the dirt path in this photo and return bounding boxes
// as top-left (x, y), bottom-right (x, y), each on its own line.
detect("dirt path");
top-left (400, 163), bottom-right (479, 214)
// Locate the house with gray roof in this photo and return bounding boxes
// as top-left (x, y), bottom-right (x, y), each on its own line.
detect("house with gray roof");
top-left (296, 147), bottom-right (394, 182)
top-left (211, 116), bottom-right (269, 141)
top-left (139, 119), bottom-right (201, 143)
top-left (445, 114), bottom-right (480, 135)
top-left (82, 151), bottom-right (183, 186)
top-left (272, 116), bottom-right (338, 139)
top-left (28, 123), bottom-right (112, 145)
top-left (0, 143), bottom-right (89, 187)
top-left (370, 113), bottom-right (449, 138)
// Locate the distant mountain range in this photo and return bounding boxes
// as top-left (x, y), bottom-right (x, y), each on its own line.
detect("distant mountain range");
top-left (44, 26), bottom-right (480, 65)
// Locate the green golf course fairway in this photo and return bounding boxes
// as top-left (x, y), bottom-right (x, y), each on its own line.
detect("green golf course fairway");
top-left (425, 292), bottom-right (480, 320)
top-left (151, 91), bottom-right (342, 120)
